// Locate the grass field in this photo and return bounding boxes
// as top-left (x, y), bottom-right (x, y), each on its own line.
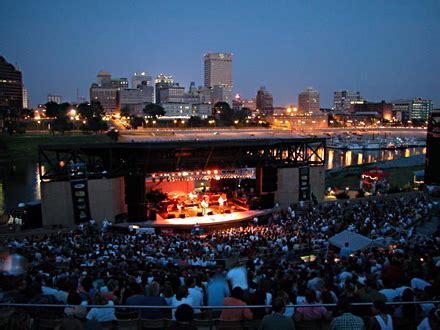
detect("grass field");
top-left (325, 164), bottom-right (424, 190)
top-left (0, 133), bottom-right (112, 161)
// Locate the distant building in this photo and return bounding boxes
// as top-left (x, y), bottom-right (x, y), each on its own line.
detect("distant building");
top-left (212, 85), bottom-right (233, 107)
top-left (192, 103), bottom-right (212, 119)
top-left (0, 55), bottom-right (23, 111)
top-left (111, 77), bottom-right (128, 90)
top-left (256, 87), bottom-right (274, 115)
top-left (298, 87), bottom-right (320, 114)
top-left (391, 99), bottom-right (411, 122)
top-left (333, 90), bottom-right (362, 112)
top-left (351, 101), bottom-right (393, 121)
top-left (132, 72), bottom-right (152, 88)
top-left (47, 94), bottom-right (62, 104)
top-left (161, 103), bottom-right (193, 117)
top-left (90, 71), bottom-right (120, 114)
top-left (22, 86), bottom-right (28, 109)
top-left (409, 98), bottom-right (433, 122)
top-left (155, 74), bottom-right (174, 104)
top-left (120, 85), bottom-right (154, 116)
top-left (204, 53), bottom-right (233, 88)
top-left (197, 87), bottom-right (213, 104)
top-left (159, 85), bottom-right (185, 103)
top-left (204, 53), bottom-right (233, 106)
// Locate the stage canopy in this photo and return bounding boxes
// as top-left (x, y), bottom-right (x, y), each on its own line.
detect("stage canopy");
top-left (329, 230), bottom-right (385, 252)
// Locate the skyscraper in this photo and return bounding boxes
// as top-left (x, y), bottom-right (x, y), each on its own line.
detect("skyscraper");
top-left (154, 74), bottom-right (175, 104)
top-left (256, 87), bottom-right (274, 115)
top-left (409, 98), bottom-right (433, 122)
top-left (333, 90), bottom-right (362, 112)
top-left (90, 71), bottom-right (120, 114)
top-left (22, 86), bottom-right (28, 109)
top-left (47, 94), bottom-right (62, 104)
top-left (0, 56), bottom-right (23, 111)
top-left (298, 87), bottom-right (320, 114)
top-left (132, 72), bottom-right (152, 88)
top-left (204, 53), bottom-right (233, 88)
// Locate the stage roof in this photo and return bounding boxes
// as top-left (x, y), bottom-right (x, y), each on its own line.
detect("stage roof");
top-left (38, 130), bottom-right (326, 181)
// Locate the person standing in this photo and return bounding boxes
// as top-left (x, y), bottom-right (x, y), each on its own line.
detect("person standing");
top-left (370, 300), bottom-right (393, 330)
top-left (259, 297), bottom-right (295, 330)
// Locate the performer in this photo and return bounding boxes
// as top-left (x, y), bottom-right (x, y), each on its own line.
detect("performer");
top-left (166, 204), bottom-right (173, 214)
top-left (218, 194), bottom-right (226, 213)
top-left (177, 201), bottom-right (184, 214)
top-left (188, 191), bottom-right (197, 202)
top-left (201, 195), bottom-right (209, 216)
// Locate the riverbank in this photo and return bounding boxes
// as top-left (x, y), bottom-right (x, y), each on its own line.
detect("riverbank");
top-left (0, 133), bottom-right (112, 162)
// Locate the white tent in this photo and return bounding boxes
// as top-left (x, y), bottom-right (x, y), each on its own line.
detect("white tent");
top-left (329, 230), bottom-right (385, 252)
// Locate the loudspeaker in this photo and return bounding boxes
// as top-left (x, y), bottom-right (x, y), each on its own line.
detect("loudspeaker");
top-left (167, 213), bottom-right (176, 219)
top-left (225, 209), bottom-right (231, 214)
top-left (197, 212), bottom-right (203, 216)
top-left (262, 167), bottom-right (277, 192)
top-left (298, 167), bottom-right (310, 201)
top-left (207, 211), bottom-right (214, 215)
top-left (179, 214), bottom-right (186, 218)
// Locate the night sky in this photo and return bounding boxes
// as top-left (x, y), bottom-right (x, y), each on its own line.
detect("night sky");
top-left (1, 0), bottom-right (439, 107)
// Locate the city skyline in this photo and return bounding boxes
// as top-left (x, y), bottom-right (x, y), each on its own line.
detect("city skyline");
top-left (1, 0), bottom-right (439, 107)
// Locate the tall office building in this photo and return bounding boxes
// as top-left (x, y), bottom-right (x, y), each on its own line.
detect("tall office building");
top-left (0, 56), bottom-right (23, 110)
top-left (298, 87), bottom-right (320, 114)
top-left (154, 74), bottom-right (174, 104)
top-left (333, 90), bottom-right (362, 112)
top-left (90, 71), bottom-right (120, 114)
top-left (47, 94), bottom-right (62, 104)
top-left (204, 53), bottom-right (233, 88)
top-left (22, 86), bottom-right (28, 109)
top-left (132, 72), bottom-right (152, 88)
top-left (256, 86), bottom-right (274, 115)
top-left (391, 99), bottom-right (411, 122)
top-left (409, 98), bottom-right (433, 122)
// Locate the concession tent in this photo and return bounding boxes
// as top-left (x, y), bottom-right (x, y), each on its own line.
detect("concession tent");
top-left (329, 230), bottom-right (385, 252)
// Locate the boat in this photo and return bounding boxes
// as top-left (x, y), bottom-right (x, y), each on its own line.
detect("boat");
top-left (347, 143), bottom-right (363, 150)
top-left (363, 142), bottom-right (381, 150)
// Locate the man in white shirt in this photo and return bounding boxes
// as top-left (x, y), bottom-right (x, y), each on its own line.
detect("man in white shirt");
top-left (227, 265), bottom-right (248, 291)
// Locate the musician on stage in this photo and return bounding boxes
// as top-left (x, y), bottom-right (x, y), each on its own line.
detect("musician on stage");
top-left (201, 195), bottom-right (209, 216)
top-left (218, 194), bottom-right (226, 213)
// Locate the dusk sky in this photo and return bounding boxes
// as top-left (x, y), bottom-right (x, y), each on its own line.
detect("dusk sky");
top-left (1, 0), bottom-right (439, 108)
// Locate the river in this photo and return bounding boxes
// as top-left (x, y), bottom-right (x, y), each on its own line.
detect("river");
top-left (0, 146), bottom-right (426, 214)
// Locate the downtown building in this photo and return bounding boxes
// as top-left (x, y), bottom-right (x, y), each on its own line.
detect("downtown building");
top-left (391, 98), bottom-right (433, 123)
top-left (90, 71), bottom-right (126, 114)
top-left (0, 55), bottom-right (23, 112)
top-left (298, 87), bottom-right (320, 114)
top-left (47, 94), bottom-right (62, 104)
top-left (204, 52), bottom-right (233, 106)
top-left (256, 86), bottom-right (274, 115)
top-left (333, 90), bottom-right (363, 112)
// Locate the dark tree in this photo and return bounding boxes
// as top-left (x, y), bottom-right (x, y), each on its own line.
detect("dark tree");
top-left (44, 101), bottom-right (60, 118)
top-left (121, 105), bottom-right (131, 118)
top-left (130, 116), bottom-right (144, 129)
top-left (213, 102), bottom-right (234, 126)
top-left (143, 103), bottom-right (165, 119)
top-left (188, 116), bottom-right (202, 127)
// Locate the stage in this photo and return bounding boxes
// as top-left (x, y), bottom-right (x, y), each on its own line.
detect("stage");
top-left (113, 209), bottom-right (268, 231)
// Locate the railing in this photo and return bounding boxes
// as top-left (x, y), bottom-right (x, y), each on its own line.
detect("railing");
top-left (2, 301), bottom-right (437, 329)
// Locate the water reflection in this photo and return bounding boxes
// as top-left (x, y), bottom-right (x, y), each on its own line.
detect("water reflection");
top-left (326, 147), bottom-right (426, 170)
top-left (0, 162), bottom-right (41, 214)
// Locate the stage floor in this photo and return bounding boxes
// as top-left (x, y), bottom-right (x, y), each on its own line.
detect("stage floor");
top-left (115, 209), bottom-right (267, 230)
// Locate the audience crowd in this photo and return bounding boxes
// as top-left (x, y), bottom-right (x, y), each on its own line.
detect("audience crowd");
top-left (0, 194), bottom-right (439, 329)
